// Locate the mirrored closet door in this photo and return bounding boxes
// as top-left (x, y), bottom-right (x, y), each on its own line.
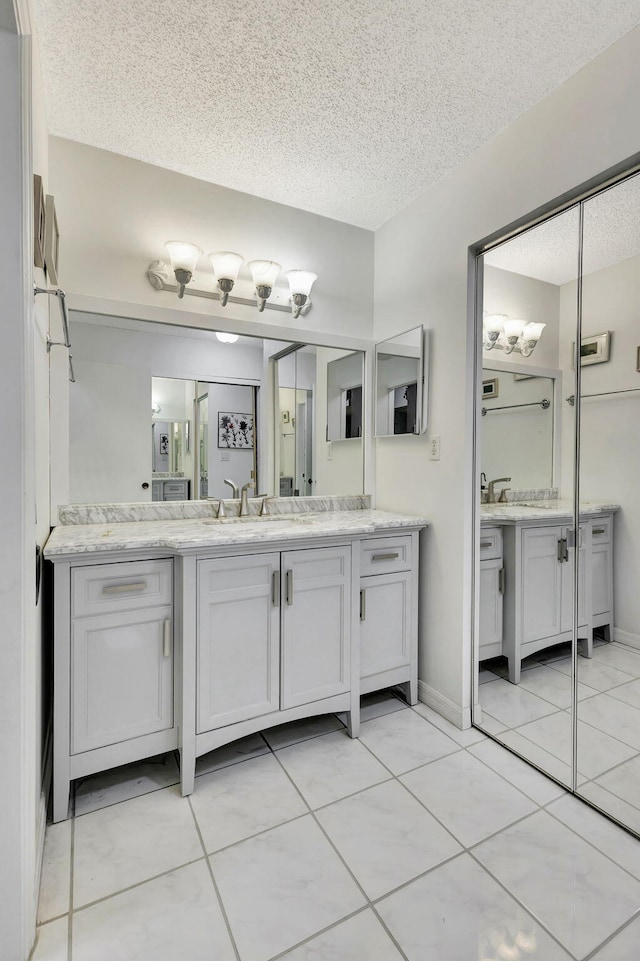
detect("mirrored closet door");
top-left (474, 164), bottom-right (640, 835)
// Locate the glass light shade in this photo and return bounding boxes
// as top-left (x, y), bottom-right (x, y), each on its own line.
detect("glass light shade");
top-left (215, 332), bottom-right (239, 344)
top-left (522, 321), bottom-right (545, 342)
top-left (164, 241), bottom-right (202, 273)
top-left (484, 313), bottom-right (507, 333)
top-left (208, 251), bottom-right (243, 282)
top-left (285, 269), bottom-right (318, 297)
top-left (503, 318), bottom-right (525, 340)
top-left (247, 260), bottom-right (281, 288)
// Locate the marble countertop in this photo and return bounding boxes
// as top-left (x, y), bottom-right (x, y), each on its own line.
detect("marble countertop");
top-left (44, 509), bottom-right (429, 558)
top-left (481, 500), bottom-right (620, 523)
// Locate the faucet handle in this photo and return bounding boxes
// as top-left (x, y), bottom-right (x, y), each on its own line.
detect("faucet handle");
top-left (216, 499), bottom-right (227, 518)
top-left (260, 496), bottom-right (275, 516)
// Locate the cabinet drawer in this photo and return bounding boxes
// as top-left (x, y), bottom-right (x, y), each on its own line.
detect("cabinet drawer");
top-left (72, 560), bottom-right (172, 617)
top-left (480, 528), bottom-right (502, 561)
top-left (360, 535), bottom-right (412, 575)
top-left (164, 481), bottom-right (188, 496)
top-left (591, 516), bottom-right (612, 543)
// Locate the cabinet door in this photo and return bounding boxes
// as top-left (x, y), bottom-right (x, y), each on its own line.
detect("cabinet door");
top-left (360, 571), bottom-right (411, 678)
top-left (521, 527), bottom-right (562, 643)
top-left (592, 541), bottom-right (612, 616)
top-left (281, 546), bottom-right (351, 709)
top-left (71, 605), bottom-right (173, 754)
top-left (560, 525), bottom-right (588, 633)
top-left (479, 558), bottom-right (503, 660)
top-left (197, 553), bottom-right (280, 732)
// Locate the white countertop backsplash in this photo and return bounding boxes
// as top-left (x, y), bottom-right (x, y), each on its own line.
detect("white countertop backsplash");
top-left (45, 504), bottom-right (428, 558)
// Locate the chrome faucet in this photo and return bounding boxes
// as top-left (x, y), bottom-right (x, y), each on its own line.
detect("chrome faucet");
top-left (223, 478), bottom-right (239, 498)
top-left (260, 495), bottom-right (276, 516)
top-left (487, 477), bottom-right (511, 504)
top-left (240, 481), bottom-right (254, 516)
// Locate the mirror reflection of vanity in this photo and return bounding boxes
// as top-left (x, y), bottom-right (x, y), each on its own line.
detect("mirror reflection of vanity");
top-left (65, 312), bottom-right (366, 505)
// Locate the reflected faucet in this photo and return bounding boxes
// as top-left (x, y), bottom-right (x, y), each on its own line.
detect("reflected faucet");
top-left (240, 481), bottom-right (255, 516)
top-left (487, 477), bottom-right (511, 504)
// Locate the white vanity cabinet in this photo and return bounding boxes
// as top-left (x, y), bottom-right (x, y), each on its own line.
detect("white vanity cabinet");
top-left (591, 515), bottom-right (614, 638)
top-left (53, 558), bottom-right (177, 821)
top-left (359, 533), bottom-right (418, 704)
top-left (478, 528), bottom-right (504, 662)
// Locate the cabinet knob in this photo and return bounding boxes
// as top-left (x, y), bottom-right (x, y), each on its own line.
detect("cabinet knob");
top-left (141, 482), bottom-right (150, 490)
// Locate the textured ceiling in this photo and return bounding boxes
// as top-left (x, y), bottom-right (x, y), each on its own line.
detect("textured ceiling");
top-left (33, 0), bottom-right (640, 229)
top-left (485, 171), bottom-right (640, 285)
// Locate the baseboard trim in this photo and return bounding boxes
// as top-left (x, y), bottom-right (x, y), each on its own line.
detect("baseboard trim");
top-left (614, 627), bottom-right (640, 651)
top-left (418, 680), bottom-right (471, 730)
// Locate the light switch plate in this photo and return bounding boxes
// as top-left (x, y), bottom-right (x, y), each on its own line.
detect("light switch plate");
top-left (429, 435), bottom-right (441, 460)
top-left (220, 449), bottom-right (230, 462)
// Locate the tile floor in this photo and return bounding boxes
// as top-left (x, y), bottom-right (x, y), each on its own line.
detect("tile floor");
top-left (479, 639), bottom-right (640, 833)
top-left (34, 690), bottom-right (640, 961)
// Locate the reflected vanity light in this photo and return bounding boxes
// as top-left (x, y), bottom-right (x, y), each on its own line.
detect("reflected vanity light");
top-left (149, 249), bottom-right (316, 317)
top-left (483, 313), bottom-right (545, 357)
top-left (215, 332), bottom-right (239, 344)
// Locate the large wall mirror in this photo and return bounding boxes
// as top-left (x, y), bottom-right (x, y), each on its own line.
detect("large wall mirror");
top-left (473, 165), bottom-right (640, 837)
top-left (374, 325), bottom-right (428, 436)
top-left (64, 312), bottom-right (366, 505)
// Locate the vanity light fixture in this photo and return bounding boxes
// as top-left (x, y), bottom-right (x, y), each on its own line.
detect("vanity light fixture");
top-left (164, 241), bottom-right (202, 298)
top-left (215, 332), bottom-right (239, 344)
top-left (208, 251), bottom-right (243, 306)
top-left (247, 259), bottom-right (281, 312)
top-left (483, 313), bottom-right (546, 357)
top-left (152, 402), bottom-right (161, 414)
top-left (286, 269), bottom-right (318, 319)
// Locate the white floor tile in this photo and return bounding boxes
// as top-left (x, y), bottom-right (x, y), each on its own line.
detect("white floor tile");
top-left (72, 861), bottom-right (235, 961)
top-left (316, 780), bottom-right (461, 899)
top-left (589, 916), bottom-right (640, 959)
top-left (337, 690), bottom-right (409, 726)
top-left (412, 702), bottom-right (487, 746)
top-left (190, 752), bottom-right (307, 852)
top-left (73, 785), bottom-right (203, 907)
top-left (262, 714), bottom-right (345, 750)
top-left (37, 820), bottom-right (71, 923)
top-left (499, 730), bottom-right (572, 787)
top-left (517, 663), bottom-right (598, 708)
top-left (553, 655), bottom-right (633, 692)
top-left (547, 793), bottom-right (640, 881)
top-left (579, 779), bottom-right (640, 834)
top-left (276, 729), bottom-right (390, 809)
top-left (401, 751), bottom-right (537, 847)
top-left (377, 853), bottom-right (572, 961)
top-left (607, 677), bottom-right (640, 711)
top-left (578, 693), bottom-right (640, 751)
top-left (513, 711), bottom-right (637, 780)
top-left (195, 733), bottom-right (269, 777)
top-left (476, 711), bottom-right (508, 736)
top-left (210, 815), bottom-right (365, 961)
top-left (478, 677), bottom-right (560, 727)
top-left (474, 810), bottom-right (640, 959)
top-left (592, 753), bottom-right (640, 812)
top-left (280, 910), bottom-right (404, 961)
top-left (358, 708), bottom-right (460, 775)
top-left (32, 919), bottom-right (68, 961)
top-left (74, 753), bottom-right (179, 816)
top-left (593, 643), bottom-right (640, 677)
top-left (469, 738), bottom-right (566, 805)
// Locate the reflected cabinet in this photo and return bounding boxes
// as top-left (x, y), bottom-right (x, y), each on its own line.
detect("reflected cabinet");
top-left (474, 164), bottom-right (640, 836)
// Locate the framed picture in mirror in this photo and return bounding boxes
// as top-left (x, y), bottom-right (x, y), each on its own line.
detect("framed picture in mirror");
top-left (482, 378), bottom-right (499, 399)
top-left (572, 331), bottom-right (611, 366)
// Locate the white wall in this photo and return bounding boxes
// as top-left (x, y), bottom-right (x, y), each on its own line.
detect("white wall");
top-left (48, 137), bottom-right (374, 341)
top-left (374, 25), bottom-right (640, 725)
top-left (207, 383), bottom-right (255, 499)
top-left (559, 251), bottom-right (640, 645)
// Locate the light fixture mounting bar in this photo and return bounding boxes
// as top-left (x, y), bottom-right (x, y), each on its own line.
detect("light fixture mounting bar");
top-left (147, 261), bottom-right (312, 315)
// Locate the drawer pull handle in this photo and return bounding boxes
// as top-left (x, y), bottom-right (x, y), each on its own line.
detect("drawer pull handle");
top-left (372, 552), bottom-right (400, 561)
top-left (286, 570), bottom-right (294, 606)
top-left (593, 527), bottom-right (606, 535)
top-left (272, 570), bottom-right (280, 607)
top-left (498, 568), bottom-right (505, 595)
top-left (102, 582), bottom-right (147, 594)
top-left (360, 588), bottom-right (366, 621)
top-left (480, 541), bottom-right (493, 549)
top-left (163, 618), bottom-right (171, 658)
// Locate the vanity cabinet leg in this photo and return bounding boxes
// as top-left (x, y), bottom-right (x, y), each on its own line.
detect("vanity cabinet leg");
top-left (179, 747), bottom-right (196, 797)
top-left (52, 770), bottom-right (70, 823)
top-left (402, 676), bottom-right (418, 706)
top-left (508, 656), bottom-right (521, 685)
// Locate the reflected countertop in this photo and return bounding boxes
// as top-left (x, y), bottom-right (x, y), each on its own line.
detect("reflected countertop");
top-left (44, 509), bottom-right (429, 558)
top-left (481, 500), bottom-right (620, 524)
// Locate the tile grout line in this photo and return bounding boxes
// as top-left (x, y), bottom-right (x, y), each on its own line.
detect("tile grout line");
top-left (580, 909), bottom-right (640, 960)
top-left (69, 856), bottom-right (207, 915)
top-left (186, 796), bottom-right (242, 961)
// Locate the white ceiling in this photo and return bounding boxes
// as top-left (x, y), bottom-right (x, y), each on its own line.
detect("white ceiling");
top-left (33, 0), bottom-right (640, 229)
top-left (484, 171), bottom-right (640, 285)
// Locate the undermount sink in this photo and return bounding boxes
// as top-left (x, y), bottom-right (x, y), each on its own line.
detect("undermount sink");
top-left (202, 515), bottom-right (312, 528)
